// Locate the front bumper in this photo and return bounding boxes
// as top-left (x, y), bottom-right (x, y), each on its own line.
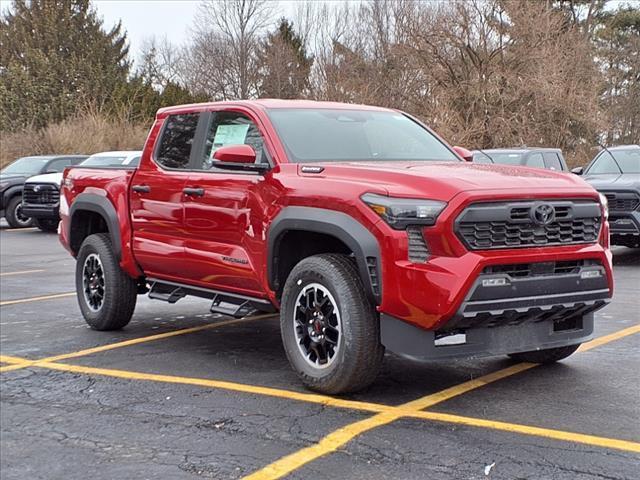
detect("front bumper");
top-left (381, 312), bottom-right (595, 361)
top-left (22, 203), bottom-right (60, 220)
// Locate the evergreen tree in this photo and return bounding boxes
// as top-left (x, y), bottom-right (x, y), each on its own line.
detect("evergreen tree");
top-left (0, 0), bottom-right (130, 130)
top-left (257, 18), bottom-right (312, 99)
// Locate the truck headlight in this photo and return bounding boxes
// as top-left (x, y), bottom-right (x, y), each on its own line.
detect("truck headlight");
top-left (361, 193), bottom-right (446, 229)
top-left (598, 193), bottom-right (609, 221)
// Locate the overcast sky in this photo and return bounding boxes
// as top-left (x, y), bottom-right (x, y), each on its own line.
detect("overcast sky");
top-left (93, 0), bottom-right (300, 64)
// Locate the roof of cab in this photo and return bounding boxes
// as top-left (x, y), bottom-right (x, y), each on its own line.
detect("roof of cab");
top-left (157, 99), bottom-right (395, 117)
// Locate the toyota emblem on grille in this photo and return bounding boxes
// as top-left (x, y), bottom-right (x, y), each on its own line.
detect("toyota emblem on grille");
top-left (33, 185), bottom-right (40, 192)
top-left (531, 203), bottom-right (555, 225)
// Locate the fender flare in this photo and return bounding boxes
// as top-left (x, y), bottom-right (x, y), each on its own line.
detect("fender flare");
top-left (2, 185), bottom-right (23, 205)
top-left (69, 193), bottom-right (122, 260)
top-left (267, 207), bottom-right (382, 304)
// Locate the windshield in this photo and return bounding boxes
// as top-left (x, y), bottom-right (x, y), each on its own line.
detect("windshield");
top-left (267, 109), bottom-right (459, 163)
top-left (1, 156), bottom-right (50, 175)
top-left (587, 149), bottom-right (640, 174)
top-left (80, 155), bottom-right (137, 167)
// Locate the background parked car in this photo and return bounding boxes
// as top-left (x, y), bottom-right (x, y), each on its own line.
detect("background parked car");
top-left (573, 145), bottom-right (640, 248)
top-left (472, 148), bottom-right (568, 171)
top-left (22, 151), bottom-right (142, 232)
top-left (0, 155), bottom-right (87, 228)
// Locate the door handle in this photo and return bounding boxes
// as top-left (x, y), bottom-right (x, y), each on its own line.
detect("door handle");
top-left (183, 187), bottom-right (205, 197)
top-left (132, 184), bottom-right (151, 193)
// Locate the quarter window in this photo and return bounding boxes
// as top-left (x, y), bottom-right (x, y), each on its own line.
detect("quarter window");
top-left (200, 111), bottom-right (267, 170)
top-left (156, 114), bottom-right (200, 169)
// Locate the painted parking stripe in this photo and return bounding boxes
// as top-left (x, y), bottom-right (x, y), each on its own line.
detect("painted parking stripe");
top-left (1, 227), bottom-right (38, 232)
top-left (0, 269), bottom-right (46, 277)
top-left (2, 357), bottom-right (637, 458)
top-left (0, 314), bottom-right (278, 371)
top-left (0, 292), bottom-right (75, 306)
top-left (242, 323), bottom-right (640, 479)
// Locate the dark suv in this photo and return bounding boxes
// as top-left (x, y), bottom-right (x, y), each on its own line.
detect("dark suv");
top-left (1, 155), bottom-right (87, 228)
top-left (473, 148), bottom-right (568, 171)
top-left (573, 145), bottom-right (640, 248)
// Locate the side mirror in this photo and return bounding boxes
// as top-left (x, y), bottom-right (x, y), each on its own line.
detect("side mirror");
top-left (452, 146), bottom-right (474, 162)
top-left (571, 166), bottom-right (584, 175)
top-left (45, 169), bottom-right (59, 174)
top-left (213, 144), bottom-right (256, 164)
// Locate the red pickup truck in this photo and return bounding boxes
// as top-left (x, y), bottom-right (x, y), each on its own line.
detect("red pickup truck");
top-left (60, 100), bottom-right (613, 393)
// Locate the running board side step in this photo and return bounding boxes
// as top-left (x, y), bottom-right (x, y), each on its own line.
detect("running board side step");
top-left (147, 278), bottom-right (276, 318)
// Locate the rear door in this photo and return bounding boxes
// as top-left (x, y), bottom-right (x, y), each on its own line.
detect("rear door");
top-left (181, 108), bottom-right (274, 297)
top-left (129, 113), bottom-right (201, 281)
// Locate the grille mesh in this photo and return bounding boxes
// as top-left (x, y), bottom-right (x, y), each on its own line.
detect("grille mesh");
top-left (604, 192), bottom-right (640, 212)
top-left (23, 184), bottom-right (60, 205)
top-left (456, 200), bottom-right (602, 250)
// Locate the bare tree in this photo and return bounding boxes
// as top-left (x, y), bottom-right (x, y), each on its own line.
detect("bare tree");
top-left (187, 0), bottom-right (274, 99)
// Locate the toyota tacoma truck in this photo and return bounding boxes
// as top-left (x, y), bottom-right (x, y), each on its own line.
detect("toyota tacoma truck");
top-left (59, 100), bottom-right (613, 394)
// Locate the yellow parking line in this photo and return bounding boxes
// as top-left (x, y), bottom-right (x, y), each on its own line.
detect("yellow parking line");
top-left (0, 269), bottom-right (46, 277)
top-left (0, 292), bottom-right (75, 306)
top-left (0, 314), bottom-right (278, 371)
top-left (578, 323), bottom-right (640, 352)
top-left (0, 323), bottom-right (638, 467)
top-left (1, 227), bottom-right (38, 232)
top-left (242, 323), bottom-right (640, 479)
top-left (15, 360), bottom-right (636, 458)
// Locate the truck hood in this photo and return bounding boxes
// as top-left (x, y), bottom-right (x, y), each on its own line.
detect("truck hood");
top-left (314, 161), bottom-right (594, 199)
top-left (0, 173), bottom-right (27, 185)
top-left (24, 172), bottom-right (63, 186)
top-left (583, 173), bottom-right (640, 191)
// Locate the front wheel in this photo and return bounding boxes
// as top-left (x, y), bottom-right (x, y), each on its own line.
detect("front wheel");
top-left (75, 233), bottom-right (137, 330)
top-left (280, 254), bottom-right (384, 394)
top-left (508, 344), bottom-right (580, 364)
top-left (5, 196), bottom-right (34, 228)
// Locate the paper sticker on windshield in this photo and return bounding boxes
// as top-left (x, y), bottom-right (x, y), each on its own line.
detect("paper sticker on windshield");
top-left (213, 124), bottom-right (250, 148)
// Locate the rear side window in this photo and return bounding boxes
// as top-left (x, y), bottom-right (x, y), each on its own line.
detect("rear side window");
top-left (156, 114), bottom-right (199, 169)
top-left (543, 153), bottom-right (563, 171)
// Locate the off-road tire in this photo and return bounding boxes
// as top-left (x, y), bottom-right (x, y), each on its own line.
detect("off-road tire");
top-left (5, 196), bottom-right (34, 228)
top-left (35, 218), bottom-right (59, 233)
top-left (280, 253), bottom-right (384, 394)
top-left (508, 343), bottom-right (580, 364)
top-left (75, 233), bottom-right (137, 330)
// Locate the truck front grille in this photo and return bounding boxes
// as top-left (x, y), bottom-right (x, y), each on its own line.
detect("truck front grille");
top-left (455, 200), bottom-right (602, 250)
top-left (23, 184), bottom-right (60, 205)
top-left (603, 191), bottom-right (640, 212)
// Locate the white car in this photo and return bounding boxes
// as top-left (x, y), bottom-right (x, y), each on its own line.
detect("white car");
top-left (22, 151), bottom-right (142, 232)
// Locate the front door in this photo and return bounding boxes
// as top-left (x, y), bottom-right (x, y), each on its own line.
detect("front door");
top-left (181, 109), bottom-right (275, 297)
top-left (130, 113), bottom-right (200, 281)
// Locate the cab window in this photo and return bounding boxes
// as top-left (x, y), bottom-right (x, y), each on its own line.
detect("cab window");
top-left (199, 111), bottom-right (267, 170)
top-left (156, 114), bottom-right (200, 169)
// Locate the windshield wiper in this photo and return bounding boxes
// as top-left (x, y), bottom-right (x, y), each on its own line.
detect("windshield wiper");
top-left (598, 143), bottom-right (624, 174)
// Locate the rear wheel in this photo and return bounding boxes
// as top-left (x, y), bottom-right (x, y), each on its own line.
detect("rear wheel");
top-left (508, 344), bottom-right (580, 364)
top-left (35, 218), bottom-right (59, 233)
top-left (75, 233), bottom-right (137, 330)
top-left (280, 254), bottom-right (384, 394)
top-left (5, 196), bottom-right (34, 228)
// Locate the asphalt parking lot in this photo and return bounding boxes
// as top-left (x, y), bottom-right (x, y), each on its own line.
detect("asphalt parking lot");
top-left (1, 222), bottom-right (639, 480)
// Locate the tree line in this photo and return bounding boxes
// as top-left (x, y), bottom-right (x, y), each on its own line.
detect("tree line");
top-left (1, 0), bottom-right (638, 165)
